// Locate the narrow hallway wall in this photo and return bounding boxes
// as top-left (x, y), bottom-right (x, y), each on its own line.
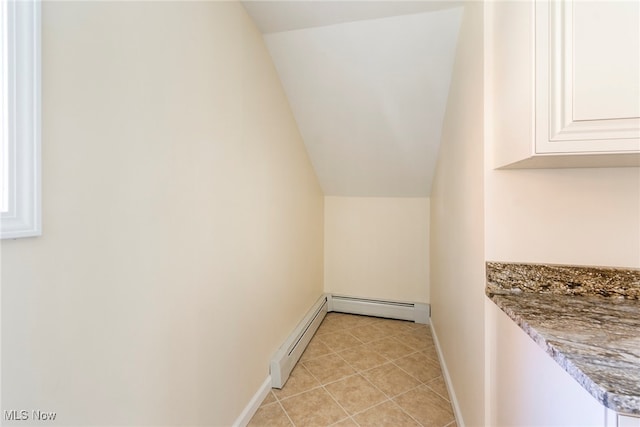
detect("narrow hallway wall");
top-left (1, 2), bottom-right (323, 425)
top-left (429, 3), bottom-right (486, 426)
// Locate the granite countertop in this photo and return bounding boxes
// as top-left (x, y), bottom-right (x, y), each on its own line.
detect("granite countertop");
top-left (486, 262), bottom-right (640, 416)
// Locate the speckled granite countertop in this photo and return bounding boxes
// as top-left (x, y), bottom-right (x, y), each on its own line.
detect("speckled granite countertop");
top-left (487, 262), bottom-right (640, 415)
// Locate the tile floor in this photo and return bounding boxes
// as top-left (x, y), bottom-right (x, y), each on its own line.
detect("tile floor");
top-left (248, 313), bottom-right (458, 427)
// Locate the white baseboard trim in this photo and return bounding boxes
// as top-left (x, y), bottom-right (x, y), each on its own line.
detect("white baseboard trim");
top-left (232, 375), bottom-right (272, 427)
top-left (328, 294), bottom-right (430, 324)
top-left (430, 321), bottom-right (465, 427)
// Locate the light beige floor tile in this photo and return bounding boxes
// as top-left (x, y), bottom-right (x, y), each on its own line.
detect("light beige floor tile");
top-left (426, 376), bottom-right (450, 401)
top-left (394, 352), bottom-right (442, 383)
top-left (409, 322), bottom-right (428, 331)
top-left (339, 344), bottom-right (389, 372)
top-left (273, 364), bottom-right (321, 399)
top-left (333, 314), bottom-right (377, 329)
top-left (352, 401), bottom-right (420, 427)
top-left (405, 323), bottom-right (428, 332)
top-left (302, 353), bottom-right (356, 384)
top-left (331, 417), bottom-right (359, 426)
top-left (260, 391), bottom-right (277, 406)
top-left (367, 316), bottom-right (396, 325)
top-left (248, 402), bottom-right (292, 427)
top-left (366, 337), bottom-right (417, 360)
top-left (371, 319), bottom-right (417, 336)
top-left (403, 326), bottom-right (435, 341)
top-left (316, 322), bottom-right (345, 336)
top-left (421, 345), bottom-right (440, 362)
top-left (393, 385), bottom-right (455, 427)
top-left (362, 363), bottom-right (421, 398)
top-left (318, 330), bottom-right (363, 352)
top-left (280, 387), bottom-right (348, 427)
top-left (317, 313), bottom-right (350, 335)
top-left (349, 324), bottom-right (389, 343)
top-left (301, 338), bottom-right (334, 362)
top-left (396, 332), bottom-right (432, 351)
top-left (325, 374), bottom-right (387, 415)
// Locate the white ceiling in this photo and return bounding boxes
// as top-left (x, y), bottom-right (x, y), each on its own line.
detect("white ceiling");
top-left (243, 1), bottom-right (463, 34)
top-left (242, 2), bottom-right (464, 197)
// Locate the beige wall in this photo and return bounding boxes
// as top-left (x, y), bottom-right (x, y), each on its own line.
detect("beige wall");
top-left (429, 3), bottom-right (486, 427)
top-left (485, 167), bottom-right (640, 268)
top-left (1, 2), bottom-right (323, 426)
top-left (324, 197), bottom-right (429, 303)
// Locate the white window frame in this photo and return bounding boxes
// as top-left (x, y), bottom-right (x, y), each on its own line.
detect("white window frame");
top-left (1, 0), bottom-right (41, 239)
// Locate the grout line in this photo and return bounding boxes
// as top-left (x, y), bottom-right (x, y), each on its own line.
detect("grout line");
top-left (276, 383), bottom-right (325, 402)
top-left (392, 384), bottom-right (434, 426)
top-left (349, 374), bottom-right (394, 415)
top-left (389, 335), bottom-right (424, 353)
top-left (391, 350), bottom-right (445, 387)
top-left (257, 400), bottom-right (278, 409)
top-left (348, 398), bottom-right (393, 419)
top-left (389, 397), bottom-right (427, 427)
top-left (318, 332), bottom-right (366, 353)
top-left (321, 383), bottom-right (353, 423)
top-left (299, 343), bottom-right (335, 364)
top-left (392, 383), bottom-right (456, 427)
top-left (275, 398), bottom-right (296, 427)
top-left (390, 382), bottom-right (424, 399)
top-left (424, 377), bottom-right (452, 403)
top-left (327, 415), bottom-right (357, 426)
top-left (390, 358), bottom-right (427, 385)
top-left (332, 350), bottom-right (364, 374)
top-left (334, 348), bottom-right (391, 373)
top-left (297, 356), bottom-right (362, 403)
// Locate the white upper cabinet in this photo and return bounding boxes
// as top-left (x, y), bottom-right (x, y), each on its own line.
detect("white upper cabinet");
top-left (489, 0), bottom-right (640, 169)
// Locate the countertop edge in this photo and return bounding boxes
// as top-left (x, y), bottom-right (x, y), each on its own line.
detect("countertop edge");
top-left (487, 293), bottom-right (629, 414)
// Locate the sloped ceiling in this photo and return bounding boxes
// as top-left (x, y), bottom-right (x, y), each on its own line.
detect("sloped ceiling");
top-left (242, 1), bottom-right (464, 197)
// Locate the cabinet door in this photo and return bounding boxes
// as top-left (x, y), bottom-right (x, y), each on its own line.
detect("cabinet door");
top-left (535, 0), bottom-right (640, 154)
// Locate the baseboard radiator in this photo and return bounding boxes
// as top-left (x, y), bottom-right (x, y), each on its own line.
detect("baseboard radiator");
top-left (270, 295), bottom-right (328, 388)
top-left (328, 294), bottom-right (430, 324)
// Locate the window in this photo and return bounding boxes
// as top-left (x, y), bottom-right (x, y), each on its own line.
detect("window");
top-left (1, 0), bottom-right (41, 239)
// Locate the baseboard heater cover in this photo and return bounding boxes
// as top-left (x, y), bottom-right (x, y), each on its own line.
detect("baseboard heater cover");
top-left (328, 294), bottom-right (430, 324)
top-left (270, 295), bottom-right (328, 389)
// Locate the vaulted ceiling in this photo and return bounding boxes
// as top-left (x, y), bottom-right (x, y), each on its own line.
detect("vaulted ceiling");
top-left (242, 1), bottom-right (464, 197)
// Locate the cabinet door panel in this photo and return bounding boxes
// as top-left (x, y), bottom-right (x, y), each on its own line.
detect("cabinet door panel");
top-left (573, 1), bottom-right (640, 121)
